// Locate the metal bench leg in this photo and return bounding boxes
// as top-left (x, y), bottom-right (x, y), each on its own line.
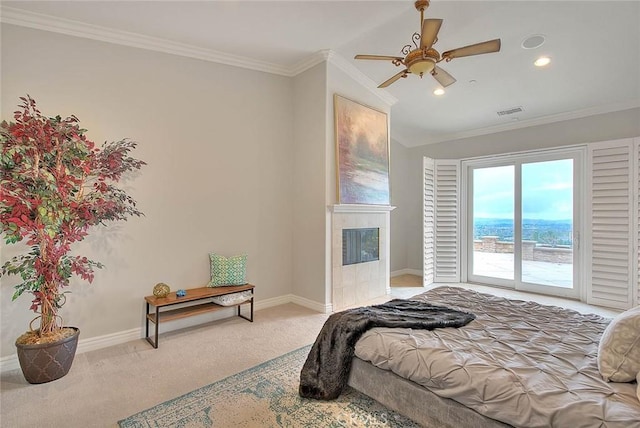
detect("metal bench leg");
top-left (145, 307), bottom-right (160, 349)
top-left (238, 297), bottom-right (254, 323)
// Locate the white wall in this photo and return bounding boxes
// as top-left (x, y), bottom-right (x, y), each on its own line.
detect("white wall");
top-left (393, 107), bottom-right (640, 271)
top-left (1, 25), bottom-right (295, 358)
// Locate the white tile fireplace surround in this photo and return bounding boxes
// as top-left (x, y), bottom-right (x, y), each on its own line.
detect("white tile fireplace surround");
top-left (330, 204), bottom-right (395, 311)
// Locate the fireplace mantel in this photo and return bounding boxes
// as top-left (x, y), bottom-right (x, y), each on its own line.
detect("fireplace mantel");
top-left (329, 205), bottom-right (394, 311)
top-left (329, 204), bottom-right (396, 214)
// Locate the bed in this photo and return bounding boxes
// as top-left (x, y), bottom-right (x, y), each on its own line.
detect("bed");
top-left (346, 286), bottom-right (640, 427)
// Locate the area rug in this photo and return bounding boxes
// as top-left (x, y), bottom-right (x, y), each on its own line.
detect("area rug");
top-left (118, 345), bottom-right (420, 427)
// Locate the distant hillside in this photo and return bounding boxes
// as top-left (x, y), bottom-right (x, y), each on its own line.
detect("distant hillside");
top-left (474, 218), bottom-right (573, 247)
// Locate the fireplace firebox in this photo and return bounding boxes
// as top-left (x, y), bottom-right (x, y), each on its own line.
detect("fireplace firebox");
top-left (342, 228), bottom-right (379, 266)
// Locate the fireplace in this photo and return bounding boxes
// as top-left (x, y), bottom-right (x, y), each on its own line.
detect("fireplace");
top-left (342, 228), bottom-right (379, 266)
top-left (330, 204), bottom-right (395, 311)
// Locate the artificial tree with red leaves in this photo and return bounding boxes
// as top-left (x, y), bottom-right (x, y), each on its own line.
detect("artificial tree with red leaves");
top-left (1, 96), bottom-right (145, 342)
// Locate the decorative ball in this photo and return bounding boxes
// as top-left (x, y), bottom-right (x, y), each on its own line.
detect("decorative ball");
top-left (176, 289), bottom-right (187, 297)
top-left (153, 283), bottom-right (171, 298)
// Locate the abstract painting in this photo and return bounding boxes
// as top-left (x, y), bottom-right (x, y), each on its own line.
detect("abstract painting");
top-left (334, 94), bottom-right (390, 205)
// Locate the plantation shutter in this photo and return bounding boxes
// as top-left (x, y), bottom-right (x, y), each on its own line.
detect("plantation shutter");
top-left (423, 158), bottom-right (435, 285)
top-left (433, 160), bottom-right (460, 282)
top-left (587, 139), bottom-right (635, 309)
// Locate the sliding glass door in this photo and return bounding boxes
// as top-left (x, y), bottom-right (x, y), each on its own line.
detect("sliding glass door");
top-left (471, 165), bottom-right (515, 284)
top-left (521, 159), bottom-right (574, 289)
top-left (466, 149), bottom-right (583, 298)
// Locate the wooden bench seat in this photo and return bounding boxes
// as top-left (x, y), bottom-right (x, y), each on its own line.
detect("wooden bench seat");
top-left (144, 284), bottom-right (255, 348)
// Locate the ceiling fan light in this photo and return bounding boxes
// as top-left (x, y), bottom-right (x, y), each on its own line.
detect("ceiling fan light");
top-left (433, 88), bottom-right (445, 96)
top-left (408, 59), bottom-right (436, 76)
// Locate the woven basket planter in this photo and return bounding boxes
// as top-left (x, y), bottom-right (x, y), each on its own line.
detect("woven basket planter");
top-left (15, 327), bottom-right (80, 384)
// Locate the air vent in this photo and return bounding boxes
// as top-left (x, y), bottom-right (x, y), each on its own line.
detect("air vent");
top-left (497, 106), bottom-right (524, 116)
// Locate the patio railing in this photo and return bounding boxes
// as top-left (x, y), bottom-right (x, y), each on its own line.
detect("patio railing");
top-left (474, 236), bottom-right (572, 264)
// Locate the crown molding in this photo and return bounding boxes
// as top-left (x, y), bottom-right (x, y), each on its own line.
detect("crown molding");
top-left (402, 98), bottom-right (640, 147)
top-left (1, 6), bottom-right (399, 105)
top-left (290, 49), bottom-right (398, 106)
top-left (0, 6), bottom-right (292, 76)
top-left (289, 50), bottom-right (331, 76)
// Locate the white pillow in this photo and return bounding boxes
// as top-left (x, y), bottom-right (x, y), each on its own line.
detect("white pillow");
top-left (211, 290), bottom-right (253, 307)
top-left (597, 305), bottom-right (640, 382)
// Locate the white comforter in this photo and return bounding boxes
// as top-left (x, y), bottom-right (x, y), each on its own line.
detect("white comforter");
top-left (354, 286), bottom-right (640, 428)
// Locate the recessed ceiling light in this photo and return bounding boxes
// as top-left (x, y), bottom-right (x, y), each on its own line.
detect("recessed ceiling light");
top-left (534, 56), bottom-right (551, 67)
top-left (469, 79), bottom-right (477, 84)
top-left (433, 88), bottom-right (445, 96)
top-left (522, 34), bottom-right (546, 49)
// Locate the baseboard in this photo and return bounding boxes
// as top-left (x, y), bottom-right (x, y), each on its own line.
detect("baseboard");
top-left (77, 327), bottom-right (141, 355)
top-left (253, 294), bottom-right (292, 311)
top-left (0, 353), bottom-right (20, 373)
top-left (289, 294), bottom-right (332, 313)
top-left (255, 293), bottom-right (331, 313)
top-left (0, 293), bottom-right (330, 374)
top-left (0, 327), bottom-right (142, 374)
top-left (391, 268), bottom-right (423, 277)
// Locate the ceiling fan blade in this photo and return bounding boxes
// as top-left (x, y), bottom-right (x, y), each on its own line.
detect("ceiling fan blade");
top-left (379, 69), bottom-right (409, 88)
top-left (420, 18), bottom-right (443, 49)
top-left (442, 39), bottom-right (501, 60)
top-left (355, 54), bottom-right (404, 61)
top-left (431, 66), bottom-right (456, 87)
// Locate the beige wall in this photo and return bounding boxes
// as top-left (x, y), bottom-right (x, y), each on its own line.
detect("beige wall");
top-left (292, 63), bottom-right (328, 304)
top-left (1, 25), bottom-right (295, 357)
top-left (389, 139), bottom-right (410, 272)
top-left (0, 25), bottom-right (392, 359)
top-left (394, 107), bottom-right (640, 271)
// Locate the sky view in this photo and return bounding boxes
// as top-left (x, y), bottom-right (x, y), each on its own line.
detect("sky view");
top-left (473, 159), bottom-right (573, 221)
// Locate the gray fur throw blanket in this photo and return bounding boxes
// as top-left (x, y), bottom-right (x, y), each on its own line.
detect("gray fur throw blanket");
top-left (299, 299), bottom-right (475, 400)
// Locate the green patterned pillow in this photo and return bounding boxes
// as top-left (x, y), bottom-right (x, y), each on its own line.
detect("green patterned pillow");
top-left (208, 253), bottom-right (247, 287)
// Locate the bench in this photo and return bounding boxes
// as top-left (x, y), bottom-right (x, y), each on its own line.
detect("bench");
top-left (144, 284), bottom-right (255, 348)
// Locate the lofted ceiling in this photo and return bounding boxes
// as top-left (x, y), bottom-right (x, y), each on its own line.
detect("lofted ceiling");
top-left (2, 0), bottom-right (639, 147)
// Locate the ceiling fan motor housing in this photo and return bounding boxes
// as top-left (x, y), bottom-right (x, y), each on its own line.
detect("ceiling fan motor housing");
top-left (406, 48), bottom-right (439, 76)
top-left (415, 0), bottom-right (430, 12)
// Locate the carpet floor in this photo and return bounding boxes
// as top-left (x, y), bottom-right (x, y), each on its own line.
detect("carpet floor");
top-left (118, 345), bottom-right (420, 427)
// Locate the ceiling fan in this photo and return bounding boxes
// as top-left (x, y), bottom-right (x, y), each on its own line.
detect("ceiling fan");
top-left (355, 0), bottom-right (501, 89)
